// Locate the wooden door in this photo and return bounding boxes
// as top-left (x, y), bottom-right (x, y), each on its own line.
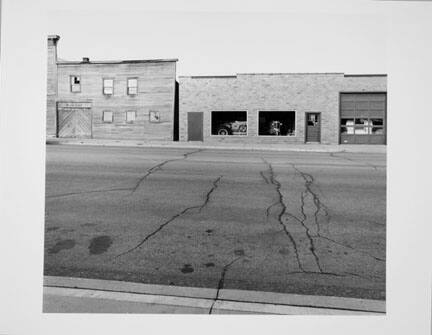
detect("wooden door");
top-left (187, 112), bottom-right (203, 141)
top-left (305, 113), bottom-right (321, 143)
top-left (57, 109), bottom-right (92, 138)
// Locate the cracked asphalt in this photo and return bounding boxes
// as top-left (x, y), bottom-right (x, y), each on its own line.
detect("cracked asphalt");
top-left (44, 145), bottom-right (386, 300)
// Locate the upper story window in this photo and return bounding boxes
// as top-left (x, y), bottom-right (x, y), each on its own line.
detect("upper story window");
top-left (127, 78), bottom-right (138, 95)
top-left (70, 76), bottom-right (81, 93)
top-left (103, 78), bottom-right (114, 95)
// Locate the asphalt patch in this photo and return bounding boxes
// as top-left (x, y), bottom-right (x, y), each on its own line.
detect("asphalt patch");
top-left (181, 264), bottom-right (194, 274)
top-left (234, 249), bottom-right (245, 256)
top-left (48, 239), bottom-right (75, 254)
top-left (88, 235), bottom-right (112, 255)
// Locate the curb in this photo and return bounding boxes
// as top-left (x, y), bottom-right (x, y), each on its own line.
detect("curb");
top-left (46, 139), bottom-right (386, 154)
top-left (43, 276), bottom-right (386, 315)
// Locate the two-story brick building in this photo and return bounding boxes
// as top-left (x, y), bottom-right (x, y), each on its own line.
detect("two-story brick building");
top-left (47, 35), bottom-right (178, 141)
top-left (47, 35), bottom-right (387, 145)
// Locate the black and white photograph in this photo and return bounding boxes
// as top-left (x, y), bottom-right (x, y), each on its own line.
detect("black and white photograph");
top-left (0, 0), bottom-right (431, 333)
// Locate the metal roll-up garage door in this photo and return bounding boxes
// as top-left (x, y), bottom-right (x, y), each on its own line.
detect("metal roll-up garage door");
top-left (340, 93), bottom-right (386, 144)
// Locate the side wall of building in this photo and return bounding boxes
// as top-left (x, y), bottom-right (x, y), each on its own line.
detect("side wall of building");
top-left (179, 74), bottom-right (387, 144)
top-left (46, 36), bottom-right (59, 137)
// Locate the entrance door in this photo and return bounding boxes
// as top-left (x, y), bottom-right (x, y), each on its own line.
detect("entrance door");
top-left (188, 112), bottom-right (203, 141)
top-left (57, 109), bottom-right (92, 138)
top-left (305, 113), bottom-right (321, 143)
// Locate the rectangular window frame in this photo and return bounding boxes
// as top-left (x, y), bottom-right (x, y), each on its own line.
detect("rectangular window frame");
top-left (210, 111), bottom-right (248, 137)
top-left (102, 78), bottom-right (115, 96)
top-left (127, 77), bottom-right (138, 96)
top-left (126, 110), bottom-right (137, 123)
top-left (70, 75), bottom-right (81, 93)
top-left (257, 110), bottom-right (296, 137)
top-left (102, 110), bottom-right (114, 123)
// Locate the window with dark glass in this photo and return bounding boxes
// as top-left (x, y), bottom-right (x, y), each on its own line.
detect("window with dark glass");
top-left (258, 111), bottom-right (295, 136)
top-left (211, 111), bottom-right (247, 136)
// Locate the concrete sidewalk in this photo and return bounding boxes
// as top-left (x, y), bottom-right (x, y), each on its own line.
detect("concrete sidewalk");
top-left (46, 137), bottom-right (386, 154)
top-left (43, 276), bottom-right (386, 315)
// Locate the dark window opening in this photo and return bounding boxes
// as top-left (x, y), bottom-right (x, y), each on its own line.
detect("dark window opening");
top-left (258, 111), bottom-right (295, 136)
top-left (211, 111), bottom-right (247, 136)
top-left (70, 75), bottom-right (81, 93)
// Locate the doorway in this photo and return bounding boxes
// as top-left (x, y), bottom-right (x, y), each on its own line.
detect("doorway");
top-left (187, 112), bottom-right (203, 141)
top-left (305, 112), bottom-right (321, 143)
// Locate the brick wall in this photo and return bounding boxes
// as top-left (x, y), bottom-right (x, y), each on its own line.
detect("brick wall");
top-left (179, 73), bottom-right (387, 144)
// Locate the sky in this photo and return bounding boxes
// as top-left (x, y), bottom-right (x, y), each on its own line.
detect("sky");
top-left (47, 8), bottom-right (387, 76)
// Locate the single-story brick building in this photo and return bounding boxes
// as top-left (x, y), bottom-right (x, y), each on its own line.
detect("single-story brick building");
top-left (46, 35), bottom-right (387, 145)
top-left (179, 73), bottom-right (387, 145)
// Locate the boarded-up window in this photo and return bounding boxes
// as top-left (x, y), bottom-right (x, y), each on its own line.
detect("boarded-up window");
top-left (149, 111), bottom-right (160, 123)
top-left (103, 79), bottom-right (114, 95)
top-left (127, 78), bottom-right (138, 95)
top-left (102, 111), bottom-right (113, 123)
top-left (70, 76), bottom-right (81, 93)
top-left (126, 111), bottom-right (136, 123)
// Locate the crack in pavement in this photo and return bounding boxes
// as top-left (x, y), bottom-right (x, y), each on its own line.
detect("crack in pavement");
top-left (261, 158), bottom-right (305, 272)
top-left (291, 163), bottom-right (385, 263)
top-left (299, 190), bottom-right (324, 272)
top-left (208, 256), bottom-right (242, 314)
top-left (113, 175), bottom-right (223, 260)
top-left (130, 149), bottom-right (203, 194)
top-left (291, 163), bottom-right (330, 238)
top-left (47, 149), bottom-right (204, 199)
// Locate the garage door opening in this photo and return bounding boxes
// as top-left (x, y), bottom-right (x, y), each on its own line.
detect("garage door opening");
top-left (258, 111), bottom-right (295, 136)
top-left (340, 93), bottom-right (386, 144)
top-left (211, 111), bottom-right (247, 136)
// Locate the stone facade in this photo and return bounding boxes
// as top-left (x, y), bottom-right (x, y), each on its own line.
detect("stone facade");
top-left (46, 36), bottom-right (177, 140)
top-left (179, 73), bottom-right (387, 144)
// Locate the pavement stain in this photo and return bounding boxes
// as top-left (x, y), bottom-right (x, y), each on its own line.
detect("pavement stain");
top-left (234, 249), bottom-right (245, 256)
top-left (204, 262), bottom-right (215, 267)
top-left (48, 239), bottom-right (76, 254)
top-left (88, 235), bottom-right (113, 255)
top-left (180, 264), bottom-right (194, 274)
top-left (46, 227), bottom-right (60, 232)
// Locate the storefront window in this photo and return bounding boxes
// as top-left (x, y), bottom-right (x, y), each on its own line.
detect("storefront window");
top-left (258, 111), bottom-right (295, 136)
top-left (211, 111), bottom-right (247, 136)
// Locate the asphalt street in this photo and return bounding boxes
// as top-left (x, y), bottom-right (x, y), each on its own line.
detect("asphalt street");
top-left (44, 145), bottom-right (386, 300)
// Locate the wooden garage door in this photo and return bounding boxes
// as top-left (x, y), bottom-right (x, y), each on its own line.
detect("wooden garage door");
top-left (57, 109), bottom-right (92, 138)
top-left (340, 93), bottom-right (386, 144)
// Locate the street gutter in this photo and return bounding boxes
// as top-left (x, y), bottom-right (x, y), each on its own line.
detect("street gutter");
top-left (43, 276), bottom-right (385, 315)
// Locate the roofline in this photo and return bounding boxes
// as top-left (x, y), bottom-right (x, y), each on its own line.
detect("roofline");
top-left (57, 58), bottom-right (178, 65)
top-left (180, 72), bottom-right (346, 78)
top-left (344, 74), bottom-right (387, 77)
